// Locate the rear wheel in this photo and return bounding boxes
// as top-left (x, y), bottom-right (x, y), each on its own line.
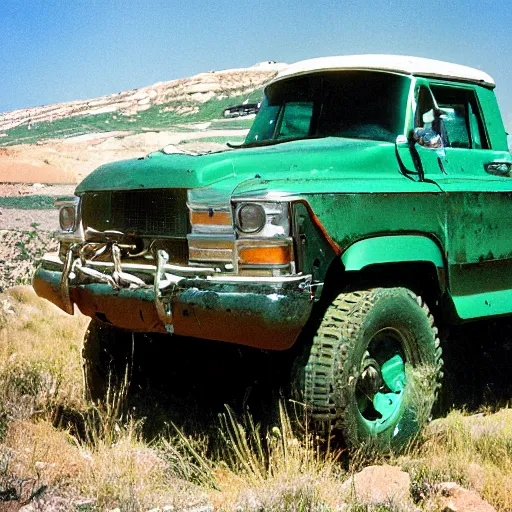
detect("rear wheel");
top-left (299, 287), bottom-right (443, 450)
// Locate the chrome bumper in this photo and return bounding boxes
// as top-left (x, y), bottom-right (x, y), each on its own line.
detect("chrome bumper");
top-left (33, 249), bottom-right (314, 350)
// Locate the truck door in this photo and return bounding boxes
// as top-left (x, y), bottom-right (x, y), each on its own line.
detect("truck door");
top-left (414, 82), bottom-right (512, 319)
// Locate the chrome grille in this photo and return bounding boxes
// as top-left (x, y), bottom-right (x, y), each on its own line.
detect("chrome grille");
top-left (81, 189), bottom-right (188, 237)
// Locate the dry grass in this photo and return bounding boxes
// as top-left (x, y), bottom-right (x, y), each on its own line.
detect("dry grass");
top-left (0, 286), bottom-right (87, 404)
top-left (398, 408), bottom-right (512, 511)
top-left (0, 286), bottom-right (511, 510)
top-left (78, 419), bottom-right (208, 510)
top-left (211, 402), bottom-right (344, 510)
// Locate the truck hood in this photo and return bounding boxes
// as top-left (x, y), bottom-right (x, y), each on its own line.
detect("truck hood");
top-left (75, 137), bottom-right (397, 195)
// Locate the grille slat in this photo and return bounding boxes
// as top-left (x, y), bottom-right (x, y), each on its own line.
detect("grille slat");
top-left (81, 189), bottom-right (188, 237)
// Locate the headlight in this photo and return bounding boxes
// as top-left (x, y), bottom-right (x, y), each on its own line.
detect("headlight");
top-left (59, 206), bottom-right (76, 231)
top-left (233, 200), bottom-right (294, 276)
top-left (236, 203), bottom-right (266, 233)
top-left (55, 196), bottom-right (81, 237)
top-left (234, 201), bottom-right (290, 238)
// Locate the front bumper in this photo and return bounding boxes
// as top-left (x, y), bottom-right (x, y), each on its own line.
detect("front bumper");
top-left (33, 251), bottom-right (314, 350)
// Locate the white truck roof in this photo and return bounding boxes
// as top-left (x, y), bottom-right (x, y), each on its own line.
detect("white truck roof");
top-left (270, 55), bottom-right (495, 88)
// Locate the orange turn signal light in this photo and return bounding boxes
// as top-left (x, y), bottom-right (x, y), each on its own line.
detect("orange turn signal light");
top-left (238, 245), bottom-right (292, 265)
top-left (190, 211), bottom-right (231, 226)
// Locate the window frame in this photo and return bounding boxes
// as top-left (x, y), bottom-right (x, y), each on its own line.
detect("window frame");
top-left (429, 82), bottom-right (490, 150)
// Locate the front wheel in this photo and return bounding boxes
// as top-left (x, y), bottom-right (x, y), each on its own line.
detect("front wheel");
top-left (300, 287), bottom-right (443, 451)
top-left (82, 319), bottom-right (136, 402)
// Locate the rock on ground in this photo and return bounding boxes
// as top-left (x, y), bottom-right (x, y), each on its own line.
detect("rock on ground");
top-left (430, 481), bottom-right (496, 512)
top-left (341, 464), bottom-right (415, 509)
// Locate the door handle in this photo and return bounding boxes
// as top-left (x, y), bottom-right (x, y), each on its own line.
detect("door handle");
top-left (484, 162), bottom-right (511, 177)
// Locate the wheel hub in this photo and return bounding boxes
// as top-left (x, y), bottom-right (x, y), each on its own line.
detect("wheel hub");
top-left (359, 357), bottom-right (383, 396)
top-left (356, 338), bottom-right (406, 431)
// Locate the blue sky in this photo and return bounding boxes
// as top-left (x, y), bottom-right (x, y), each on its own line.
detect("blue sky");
top-left (1, 0), bottom-right (511, 132)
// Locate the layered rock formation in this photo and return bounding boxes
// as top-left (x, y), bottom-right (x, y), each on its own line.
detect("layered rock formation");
top-left (0, 61), bottom-right (286, 133)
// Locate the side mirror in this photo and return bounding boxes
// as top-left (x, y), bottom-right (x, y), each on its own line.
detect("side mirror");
top-left (411, 127), bottom-right (444, 150)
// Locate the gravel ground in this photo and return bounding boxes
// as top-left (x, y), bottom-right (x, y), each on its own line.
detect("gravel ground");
top-left (0, 207), bottom-right (59, 231)
top-left (0, 204), bottom-right (58, 293)
top-left (0, 228), bottom-right (57, 291)
top-left (0, 182), bottom-right (65, 292)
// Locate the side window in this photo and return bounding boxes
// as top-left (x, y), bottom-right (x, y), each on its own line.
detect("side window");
top-left (244, 98), bottom-right (279, 143)
top-left (430, 85), bottom-right (488, 149)
top-left (276, 102), bottom-right (313, 139)
top-left (415, 86), bottom-right (436, 129)
top-left (439, 105), bottom-right (470, 148)
top-left (413, 86), bottom-right (445, 149)
top-left (468, 103), bottom-right (483, 149)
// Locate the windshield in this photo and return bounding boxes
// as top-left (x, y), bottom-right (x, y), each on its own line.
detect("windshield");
top-left (245, 71), bottom-right (410, 145)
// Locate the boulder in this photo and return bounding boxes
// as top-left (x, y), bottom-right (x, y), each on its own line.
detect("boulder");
top-left (341, 464), bottom-right (413, 508)
top-left (434, 482), bottom-right (496, 512)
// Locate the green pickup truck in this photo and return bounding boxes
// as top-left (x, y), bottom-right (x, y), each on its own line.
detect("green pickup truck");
top-left (33, 55), bottom-right (512, 449)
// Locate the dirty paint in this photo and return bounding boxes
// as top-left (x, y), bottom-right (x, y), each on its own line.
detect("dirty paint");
top-left (170, 280), bottom-right (312, 349)
top-left (73, 284), bottom-right (165, 333)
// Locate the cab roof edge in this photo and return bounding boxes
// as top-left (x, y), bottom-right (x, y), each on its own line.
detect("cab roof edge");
top-left (269, 55), bottom-right (495, 89)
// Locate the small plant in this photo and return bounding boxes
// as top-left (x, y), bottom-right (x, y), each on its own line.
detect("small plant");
top-left (160, 428), bottom-right (217, 489)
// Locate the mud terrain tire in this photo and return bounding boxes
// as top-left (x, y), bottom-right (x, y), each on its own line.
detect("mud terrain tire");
top-left (301, 287), bottom-right (442, 450)
top-left (82, 319), bottom-right (135, 402)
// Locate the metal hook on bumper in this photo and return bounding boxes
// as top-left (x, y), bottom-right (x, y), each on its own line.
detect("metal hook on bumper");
top-left (59, 244), bottom-right (80, 315)
top-left (154, 249), bottom-right (183, 333)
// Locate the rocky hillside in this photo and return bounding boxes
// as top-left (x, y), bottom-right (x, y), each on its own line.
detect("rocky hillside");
top-left (0, 61), bottom-right (286, 286)
top-left (0, 61), bottom-right (285, 145)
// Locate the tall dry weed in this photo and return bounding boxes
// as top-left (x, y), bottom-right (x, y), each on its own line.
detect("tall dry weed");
top-left (0, 286), bottom-right (89, 409)
top-left (212, 401), bottom-right (344, 510)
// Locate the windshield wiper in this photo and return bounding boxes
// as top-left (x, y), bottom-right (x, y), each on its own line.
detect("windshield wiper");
top-left (228, 134), bottom-right (327, 149)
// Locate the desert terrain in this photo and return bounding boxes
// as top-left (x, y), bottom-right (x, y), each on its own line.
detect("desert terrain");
top-left (0, 63), bottom-right (511, 511)
top-left (0, 62), bottom-right (283, 290)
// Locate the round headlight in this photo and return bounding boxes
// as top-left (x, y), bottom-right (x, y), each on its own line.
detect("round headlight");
top-left (59, 206), bottom-right (76, 231)
top-left (236, 203), bottom-right (266, 234)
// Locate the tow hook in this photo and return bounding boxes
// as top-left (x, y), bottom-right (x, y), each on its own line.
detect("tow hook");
top-left (59, 243), bottom-right (80, 315)
top-left (154, 249), bottom-right (183, 333)
top-left (299, 278), bottom-right (321, 300)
